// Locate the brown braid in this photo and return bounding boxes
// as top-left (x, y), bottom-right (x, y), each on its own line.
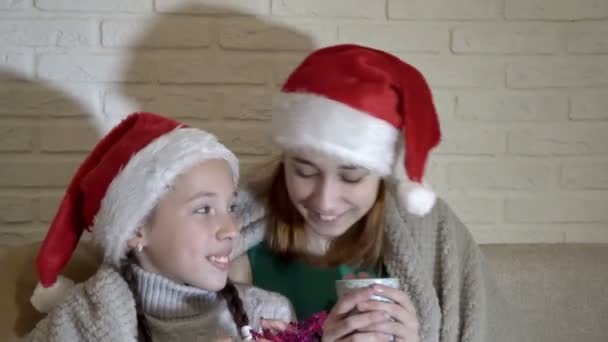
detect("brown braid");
top-left (120, 253), bottom-right (153, 342)
top-left (219, 282), bottom-right (250, 333)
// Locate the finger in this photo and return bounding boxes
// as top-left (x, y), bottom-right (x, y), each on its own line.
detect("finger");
top-left (372, 285), bottom-right (416, 315)
top-left (356, 300), bottom-right (415, 325)
top-left (331, 287), bottom-right (376, 316)
top-left (330, 311), bottom-right (391, 339)
top-left (342, 331), bottom-right (394, 342)
top-left (357, 321), bottom-right (413, 341)
top-left (261, 318), bottom-right (290, 331)
top-left (357, 272), bottom-right (370, 279)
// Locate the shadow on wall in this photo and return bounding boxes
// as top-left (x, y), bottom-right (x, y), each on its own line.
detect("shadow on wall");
top-left (0, 2), bottom-right (315, 337)
top-left (0, 69), bottom-right (99, 337)
top-left (0, 1), bottom-right (316, 243)
top-left (113, 2), bottom-right (316, 166)
top-left (0, 70), bottom-right (98, 240)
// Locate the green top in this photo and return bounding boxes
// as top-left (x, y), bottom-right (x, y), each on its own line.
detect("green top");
top-left (248, 242), bottom-right (383, 319)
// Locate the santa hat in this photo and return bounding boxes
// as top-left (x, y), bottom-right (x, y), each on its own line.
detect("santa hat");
top-left (272, 44), bottom-right (441, 216)
top-left (31, 112), bottom-right (238, 313)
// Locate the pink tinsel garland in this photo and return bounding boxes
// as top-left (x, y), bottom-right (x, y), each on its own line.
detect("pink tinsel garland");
top-left (252, 311), bottom-right (328, 342)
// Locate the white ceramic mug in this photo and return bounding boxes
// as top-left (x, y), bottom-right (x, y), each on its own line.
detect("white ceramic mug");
top-left (335, 278), bottom-right (400, 303)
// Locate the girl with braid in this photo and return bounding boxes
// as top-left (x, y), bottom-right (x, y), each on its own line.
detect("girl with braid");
top-left (25, 112), bottom-right (295, 342)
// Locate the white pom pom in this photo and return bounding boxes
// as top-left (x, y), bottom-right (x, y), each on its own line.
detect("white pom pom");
top-left (240, 325), bottom-right (254, 340)
top-left (30, 276), bottom-right (75, 313)
top-left (397, 181), bottom-right (436, 216)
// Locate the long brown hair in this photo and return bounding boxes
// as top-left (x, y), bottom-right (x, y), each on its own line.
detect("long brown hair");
top-left (264, 162), bottom-right (386, 271)
top-left (120, 253), bottom-right (250, 341)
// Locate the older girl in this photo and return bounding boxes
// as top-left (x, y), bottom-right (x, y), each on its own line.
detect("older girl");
top-left (231, 44), bottom-right (518, 342)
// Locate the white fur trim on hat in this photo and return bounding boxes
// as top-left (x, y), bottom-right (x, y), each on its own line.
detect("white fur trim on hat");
top-left (93, 128), bottom-right (239, 266)
top-left (30, 276), bottom-right (75, 313)
top-left (272, 92), bottom-right (399, 176)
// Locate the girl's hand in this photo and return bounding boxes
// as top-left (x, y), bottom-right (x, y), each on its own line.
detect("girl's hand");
top-left (356, 285), bottom-right (419, 342)
top-left (261, 318), bottom-right (290, 332)
top-left (322, 286), bottom-right (394, 341)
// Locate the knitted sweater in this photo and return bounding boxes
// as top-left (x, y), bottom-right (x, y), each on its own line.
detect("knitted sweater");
top-left (235, 182), bottom-right (523, 342)
top-left (25, 265), bottom-right (295, 342)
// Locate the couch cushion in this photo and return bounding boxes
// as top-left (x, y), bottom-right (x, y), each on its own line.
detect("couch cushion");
top-left (0, 240), bottom-right (101, 341)
top-left (481, 244), bottom-right (608, 342)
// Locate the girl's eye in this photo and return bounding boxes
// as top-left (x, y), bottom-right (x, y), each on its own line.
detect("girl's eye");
top-left (194, 206), bottom-right (211, 214)
top-left (340, 170), bottom-right (368, 184)
top-left (295, 169), bottom-right (317, 178)
top-left (228, 204), bottom-right (238, 213)
top-left (341, 176), bottom-right (363, 184)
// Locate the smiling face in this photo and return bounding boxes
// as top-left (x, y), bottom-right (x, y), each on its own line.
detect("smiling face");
top-left (128, 159), bottom-right (239, 291)
top-left (282, 149), bottom-right (381, 246)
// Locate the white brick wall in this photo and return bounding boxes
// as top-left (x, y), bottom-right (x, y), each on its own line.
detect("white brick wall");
top-left (156, 0), bottom-right (269, 15)
top-left (451, 23), bottom-right (561, 54)
top-left (338, 23), bottom-right (448, 53)
top-left (506, 0), bottom-right (608, 20)
top-left (507, 123), bottom-right (608, 155)
top-left (35, 0), bottom-right (153, 13)
top-left (507, 57), bottom-right (608, 88)
top-left (455, 91), bottom-right (569, 122)
top-left (0, 0), bottom-right (607, 245)
top-left (0, 20), bottom-right (95, 47)
top-left (565, 23), bottom-right (608, 54)
top-left (102, 18), bottom-right (213, 48)
top-left (0, 0), bottom-right (26, 11)
top-left (571, 91), bottom-right (608, 120)
top-left (388, 0), bottom-right (502, 20)
top-left (0, 50), bottom-right (32, 77)
top-left (272, 0), bottom-right (385, 19)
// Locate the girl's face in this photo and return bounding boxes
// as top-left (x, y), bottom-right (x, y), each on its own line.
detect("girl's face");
top-left (282, 149), bottom-right (381, 244)
top-left (129, 159), bottom-right (239, 291)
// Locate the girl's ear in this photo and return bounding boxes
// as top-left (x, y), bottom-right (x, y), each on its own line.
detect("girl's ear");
top-left (127, 229), bottom-right (147, 251)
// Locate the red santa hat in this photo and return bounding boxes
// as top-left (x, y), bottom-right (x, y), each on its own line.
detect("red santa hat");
top-left (30, 112), bottom-right (238, 313)
top-left (272, 44), bottom-right (441, 216)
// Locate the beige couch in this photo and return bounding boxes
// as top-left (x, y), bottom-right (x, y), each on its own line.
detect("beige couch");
top-left (1, 242), bottom-right (606, 342)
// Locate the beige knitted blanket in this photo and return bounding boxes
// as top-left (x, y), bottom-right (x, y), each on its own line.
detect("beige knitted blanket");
top-left (24, 265), bottom-right (294, 341)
